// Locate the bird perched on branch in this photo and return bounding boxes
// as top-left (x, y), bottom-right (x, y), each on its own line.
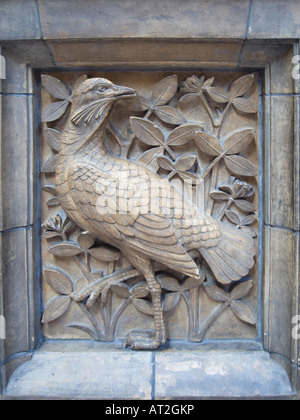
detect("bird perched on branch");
top-left (55, 77), bottom-right (255, 350)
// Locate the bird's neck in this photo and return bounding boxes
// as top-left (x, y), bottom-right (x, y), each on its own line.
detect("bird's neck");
top-left (59, 105), bottom-right (111, 157)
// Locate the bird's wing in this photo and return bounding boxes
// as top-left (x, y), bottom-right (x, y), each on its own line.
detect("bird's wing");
top-left (68, 162), bottom-right (199, 278)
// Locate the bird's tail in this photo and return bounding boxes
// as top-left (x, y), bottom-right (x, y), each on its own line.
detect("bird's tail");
top-left (200, 223), bottom-right (255, 284)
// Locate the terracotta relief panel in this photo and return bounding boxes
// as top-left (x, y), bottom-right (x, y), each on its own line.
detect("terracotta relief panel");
top-left (40, 71), bottom-right (259, 349)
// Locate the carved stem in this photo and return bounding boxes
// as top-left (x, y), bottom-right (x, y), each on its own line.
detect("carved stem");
top-left (77, 302), bottom-right (104, 340)
top-left (218, 197), bottom-right (234, 220)
top-left (71, 266), bottom-right (140, 302)
top-left (199, 92), bottom-right (216, 127)
top-left (196, 301), bottom-right (230, 342)
top-left (206, 163), bottom-right (219, 215)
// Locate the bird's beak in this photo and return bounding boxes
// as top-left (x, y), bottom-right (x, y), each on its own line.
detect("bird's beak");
top-left (114, 85), bottom-right (136, 99)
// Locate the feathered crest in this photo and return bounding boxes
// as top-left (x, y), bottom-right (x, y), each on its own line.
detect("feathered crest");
top-left (71, 98), bottom-right (112, 126)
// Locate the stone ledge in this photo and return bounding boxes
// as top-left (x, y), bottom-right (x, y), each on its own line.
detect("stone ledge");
top-left (4, 349), bottom-right (293, 399)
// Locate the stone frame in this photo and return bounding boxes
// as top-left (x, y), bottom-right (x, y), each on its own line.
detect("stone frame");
top-left (0, 0), bottom-right (299, 399)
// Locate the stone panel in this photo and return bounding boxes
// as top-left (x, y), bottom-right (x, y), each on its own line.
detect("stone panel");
top-left (0, 0), bottom-right (41, 41)
top-left (0, 95), bottom-right (29, 231)
top-left (269, 96), bottom-right (295, 230)
top-left (46, 40), bottom-right (243, 68)
top-left (38, 0), bottom-right (250, 40)
top-left (2, 228), bottom-right (29, 360)
top-left (5, 350), bottom-right (153, 399)
top-left (248, 0), bottom-right (300, 39)
top-left (155, 351), bottom-right (292, 398)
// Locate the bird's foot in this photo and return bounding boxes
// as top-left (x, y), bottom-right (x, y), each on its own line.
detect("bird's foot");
top-left (125, 330), bottom-right (166, 350)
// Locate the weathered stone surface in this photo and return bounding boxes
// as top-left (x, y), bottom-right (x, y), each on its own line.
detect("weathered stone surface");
top-left (0, 95), bottom-right (29, 231)
top-left (1, 49), bottom-right (35, 94)
top-left (248, 0), bottom-right (300, 39)
top-left (155, 351), bottom-right (293, 398)
top-left (46, 40), bottom-right (243, 68)
top-left (2, 228), bottom-right (29, 360)
top-left (5, 350), bottom-right (153, 399)
top-left (1, 41), bottom-right (55, 67)
top-left (38, 0), bottom-right (249, 40)
top-left (0, 0), bottom-right (41, 41)
top-left (264, 227), bottom-right (297, 362)
top-left (269, 96), bottom-right (295, 230)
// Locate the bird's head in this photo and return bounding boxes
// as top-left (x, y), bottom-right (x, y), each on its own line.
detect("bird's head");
top-left (70, 77), bottom-right (136, 127)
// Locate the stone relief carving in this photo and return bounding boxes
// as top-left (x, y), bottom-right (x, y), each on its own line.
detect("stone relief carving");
top-left (41, 72), bottom-right (258, 349)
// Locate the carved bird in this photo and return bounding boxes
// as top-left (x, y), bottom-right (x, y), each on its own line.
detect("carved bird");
top-left (56, 77), bottom-right (255, 350)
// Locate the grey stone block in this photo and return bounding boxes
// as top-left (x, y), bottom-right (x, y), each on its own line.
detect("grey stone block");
top-left (155, 351), bottom-right (293, 398)
top-left (0, 0), bottom-right (41, 41)
top-left (269, 96), bottom-right (295, 230)
top-left (264, 227), bottom-right (297, 361)
top-left (1, 228), bottom-right (29, 360)
top-left (46, 40), bottom-right (243, 68)
top-left (5, 350), bottom-right (153, 399)
top-left (0, 95), bottom-right (29, 231)
top-left (39, 0), bottom-right (249, 40)
top-left (248, 0), bottom-right (300, 39)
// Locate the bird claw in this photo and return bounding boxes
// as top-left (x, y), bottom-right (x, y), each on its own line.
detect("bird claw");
top-left (125, 330), bottom-right (166, 350)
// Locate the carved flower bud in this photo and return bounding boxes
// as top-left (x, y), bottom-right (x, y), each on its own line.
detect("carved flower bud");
top-left (181, 75), bottom-right (204, 93)
top-left (232, 180), bottom-right (254, 199)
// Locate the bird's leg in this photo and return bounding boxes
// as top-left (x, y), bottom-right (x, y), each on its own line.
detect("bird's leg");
top-left (125, 270), bottom-right (166, 350)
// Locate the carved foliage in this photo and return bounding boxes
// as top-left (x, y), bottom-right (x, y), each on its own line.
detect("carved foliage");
top-left (41, 72), bottom-right (258, 342)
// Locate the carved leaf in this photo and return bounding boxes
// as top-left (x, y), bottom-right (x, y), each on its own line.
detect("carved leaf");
top-left (225, 210), bottom-right (241, 225)
top-left (230, 300), bottom-right (256, 325)
top-left (130, 117), bottom-right (164, 146)
top-left (154, 106), bottom-right (186, 125)
top-left (46, 197), bottom-right (60, 207)
top-left (210, 191), bottom-right (230, 201)
top-left (230, 74), bottom-right (255, 98)
top-left (205, 87), bottom-right (230, 103)
top-left (44, 267), bottom-right (73, 295)
top-left (163, 292), bottom-right (181, 312)
top-left (179, 172), bottom-right (199, 182)
top-left (234, 199), bottom-right (255, 213)
top-left (178, 93), bottom-right (198, 104)
top-left (157, 155), bottom-right (174, 171)
top-left (195, 131), bottom-right (222, 156)
top-left (42, 75), bottom-right (71, 100)
top-left (41, 155), bottom-right (58, 174)
top-left (88, 245), bottom-right (121, 262)
top-left (151, 75), bottom-right (178, 106)
top-left (158, 275), bottom-right (181, 292)
top-left (132, 298), bottom-right (153, 316)
top-left (224, 155), bottom-right (257, 177)
top-left (203, 77), bottom-right (215, 88)
top-left (43, 184), bottom-right (56, 195)
top-left (130, 286), bottom-right (149, 299)
top-left (181, 275), bottom-right (205, 292)
top-left (42, 296), bottom-right (71, 323)
top-left (232, 97), bottom-right (257, 114)
top-left (230, 280), bottom-right (253, 301)
top-left (166, 124), bottom-right (204, 146)
top-left (205, 285), bottom-right (228, 302)
top-left (222, 129), bottom-right (254, 155)
top-left (44, 128), bottom-right (61, 152)
top-left (241, 214), bottom-right (257, 226)
top-left (136, 147), bottom-right (161, 171)
top-left (44, 231), bottom-right (62, 240)
top-left (111, 284), bottom-right (130, 299)
top-left (174, 155), bottom-right (196, 172)
top-left (48, 242), bottom-right (83, 257)
top-left (42, 100), bottom-right (70, 123)
top-left (77, 232), bottom-right (95, 251)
